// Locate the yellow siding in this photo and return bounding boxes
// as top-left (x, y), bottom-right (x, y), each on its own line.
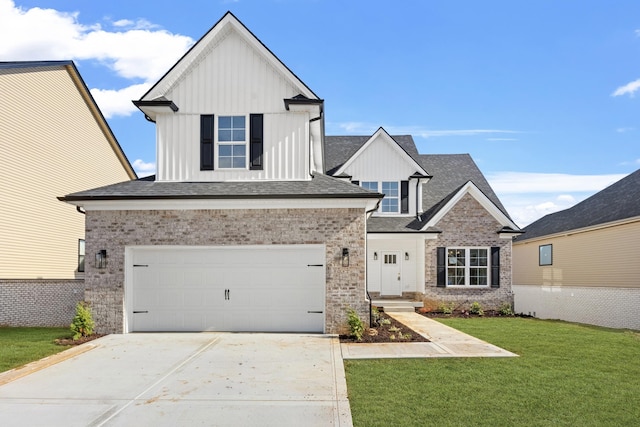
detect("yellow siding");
top-left (0, 66), bottom-right (133, 279)
top-left (513, 220), bottom-right (640, 288)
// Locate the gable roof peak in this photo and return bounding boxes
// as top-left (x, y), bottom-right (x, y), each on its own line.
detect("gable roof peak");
top-left (139, 12), bottom-right (318, 103)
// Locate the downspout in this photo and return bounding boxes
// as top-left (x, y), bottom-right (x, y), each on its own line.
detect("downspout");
top-left (309, 114), bottom-right (323, 178)
top-left (415, 179), bottom-right (421, 221)
top-left (76, 206), bottom-right (86, 215)
top-left (365, 200), bottom-right (382, 327)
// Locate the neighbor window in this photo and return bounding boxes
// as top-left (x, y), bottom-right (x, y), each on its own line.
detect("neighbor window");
top-left (360, 181), bottom-right (399, 213)
top-left (446, 247), bottom-right (489, 286)
top-left (218, 115), bottom-right (246, 168)
top-left (78, 239), bottom-right (85, 273)
top-left (539, 244), bottom-right (552, 266)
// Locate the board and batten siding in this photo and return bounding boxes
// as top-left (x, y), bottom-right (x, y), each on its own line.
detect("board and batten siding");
top-left (0, 66), bottom-right (133, 279)
top-left (155, 29), bottom-right (313, 181)
top-left (340, 135), bottom-right (420, 215)
top-left (513, 220), bottom-right (640, 288)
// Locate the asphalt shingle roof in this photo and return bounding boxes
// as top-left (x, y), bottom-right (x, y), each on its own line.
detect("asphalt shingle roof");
top-left (516, 168), bottom-right (640, 242)
top-left (60, 173), bottom-right (382, 201)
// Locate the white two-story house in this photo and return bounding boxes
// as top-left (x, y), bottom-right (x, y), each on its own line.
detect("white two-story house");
top-left (61, 12), bottom-right (520, 334)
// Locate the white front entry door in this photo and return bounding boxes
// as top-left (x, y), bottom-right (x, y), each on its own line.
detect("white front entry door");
top-left (380, 251), bottom-right (402, 296)
top-left (128, 245), bottom-right (325, 333)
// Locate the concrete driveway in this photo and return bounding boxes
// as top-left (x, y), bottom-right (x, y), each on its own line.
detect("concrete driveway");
top-left (0, 333), bottom-right (352, 427)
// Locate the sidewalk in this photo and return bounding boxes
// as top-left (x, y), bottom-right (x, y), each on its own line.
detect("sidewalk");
top-left (340, 311), bottom-right (518, 359)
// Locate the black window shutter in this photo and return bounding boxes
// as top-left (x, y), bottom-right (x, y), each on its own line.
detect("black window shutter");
top-left (250, 114), bottom-right (263, 170)
top-left (401, 180), bottom-right (409, 213)
top-left (491, 246), bottom-right (500, 288)
top-left (437, 247), bottom-right (446, 287)
top-left (200, 115), bottom-right (214, 170)
top-left (352, 180), bottom-right (360, 186)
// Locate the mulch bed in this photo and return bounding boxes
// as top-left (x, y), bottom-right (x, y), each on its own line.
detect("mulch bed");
top-left (55, 334), bottom-right (106, 346)
top-left (339, 311), bottom-right (429, 343)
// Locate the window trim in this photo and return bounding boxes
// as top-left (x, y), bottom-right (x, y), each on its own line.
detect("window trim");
top-left (539, 244), bottom-right (553, 266)
top-left (445, 247), bottom-right (490, 287)
top-left (216, 115), bottom-right (248, 170)
top-left (360, 180), bottom-right (401, 214)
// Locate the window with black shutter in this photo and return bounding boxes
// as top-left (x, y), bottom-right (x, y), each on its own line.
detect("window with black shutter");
top-left (250, 114), bottom-right (263, 170)
top-left (401, 180), bottom-right (409, 213)
top-left (200, 114), bottom-right (214, 170)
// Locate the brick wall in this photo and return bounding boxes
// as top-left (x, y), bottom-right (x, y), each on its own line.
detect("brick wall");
top-left (84, 208), bottom-right (367, 334)
top-left (0, 279), bottom-right (84, 327)
top-left (423, 193), bottom-right (514, 310)
top-left (513, 285), bottom-right (640, 330)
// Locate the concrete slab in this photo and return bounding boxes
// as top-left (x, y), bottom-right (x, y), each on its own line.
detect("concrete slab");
top-left (341, 312), bottom-right (518, 359)
top-left (0, 333), bottom-right (352, 427)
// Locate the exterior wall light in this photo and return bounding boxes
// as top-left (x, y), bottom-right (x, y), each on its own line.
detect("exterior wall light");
top-left (342, 248), bottom-right (349, 267)
top-left (95, 249), bottom-right (107, 269)
top-left (373, 252), bottom-right (378, 260)
top-left (405, 252), bottom-right (410, 260)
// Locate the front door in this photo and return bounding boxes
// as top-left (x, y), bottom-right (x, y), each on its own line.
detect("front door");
top-left (380, 251), bottom-right (402, 296)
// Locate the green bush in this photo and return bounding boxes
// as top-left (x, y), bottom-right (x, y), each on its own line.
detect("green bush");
top-left (438, 301), bottom-right (455, 314)
top-left (498, 302), bottom-right (514, 316)
top-left (70, 301), bottom-right (95, 340)
top-left (469, 301), bottom-right (484, 316)
top-left (347, 308), bottom-right (365, 341)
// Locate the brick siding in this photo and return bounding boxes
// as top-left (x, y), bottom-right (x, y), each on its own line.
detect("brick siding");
top-left (0, 279), bottom-right (85, 327)
top-left (84, 208), bottom-right (367, 334)
top-left (423, 193), bottom-right (514, 310)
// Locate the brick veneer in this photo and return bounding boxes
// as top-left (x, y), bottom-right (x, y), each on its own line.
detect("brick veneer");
top-left (84, 208), bottom-right (367, 334)
top-left (423, 193), bottom-right (514, 310)
top-left (0, 279), bottom-right (85, 327)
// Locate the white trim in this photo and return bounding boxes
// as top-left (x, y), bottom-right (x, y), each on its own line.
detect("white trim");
top-left (421, 181), bottom-right (520, 231)
top-left (368, 233), bottom-right (438, 240)
top-left (75, 197), bottom-right (379, 212)
top-left (334, 128), bottom-right (428, 177)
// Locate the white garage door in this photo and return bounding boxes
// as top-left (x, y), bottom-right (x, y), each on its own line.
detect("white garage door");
top-left (127, 245), bottom-right (325, 332)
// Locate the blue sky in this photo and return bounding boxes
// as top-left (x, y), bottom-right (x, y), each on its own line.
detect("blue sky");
top-left (1, 0), bottom-right (639, 226)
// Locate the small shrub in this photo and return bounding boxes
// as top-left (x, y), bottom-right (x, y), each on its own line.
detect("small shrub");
top-left (379, 318), bottom-right (391, 326)
top-left (499, 302), bottom-right (514, 316)
top-left (438, 301), bottom-right (455, 315)
top-left (371, 306), bottom-right (382, 326)
top-left (347, 308), bottom-right (365, 341)
top-left (469, 301), bottom-right (484, 316)
top-left (70, 301), bottom-right (95, 340)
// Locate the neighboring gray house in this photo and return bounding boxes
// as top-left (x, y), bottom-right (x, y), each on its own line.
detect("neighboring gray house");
top-left (513, 169), bottom-right (640, 330)
top-left (60, 12), bottom-right (520, 334)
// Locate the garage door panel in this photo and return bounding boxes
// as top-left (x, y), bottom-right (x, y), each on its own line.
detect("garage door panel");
top-left (130, 245), bottom-right (325, 332)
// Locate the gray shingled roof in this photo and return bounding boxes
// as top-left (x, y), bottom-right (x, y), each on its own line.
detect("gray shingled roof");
top-left (516, 168), bottom-right (640, 242)
top-left (60, 173), bottom-right (382, 201)
top-left (324, 135), bottom-right (420, 175)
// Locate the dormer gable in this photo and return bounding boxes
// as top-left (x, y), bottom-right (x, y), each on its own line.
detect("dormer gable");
top-left (134, 12), bottom-right (324, 182)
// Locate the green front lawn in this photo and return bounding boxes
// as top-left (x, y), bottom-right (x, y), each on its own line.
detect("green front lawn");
top-left (345, 317), bottom-right (640, 427)
top-left (0, 327), bottom-right (72, 373)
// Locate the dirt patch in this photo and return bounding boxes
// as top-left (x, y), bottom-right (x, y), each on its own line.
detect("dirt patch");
top-left (339, 311), bottom-right (429, 343)
top-left (55, 334), bottom-right (105, 346)
top-left (419, 309), bottom-right (522, 319)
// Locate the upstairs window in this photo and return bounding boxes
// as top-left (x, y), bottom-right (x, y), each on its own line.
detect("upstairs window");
top-left (361, 181), bottom-right (400, 213)
top-left (218, 116), bottom-right (246, 168)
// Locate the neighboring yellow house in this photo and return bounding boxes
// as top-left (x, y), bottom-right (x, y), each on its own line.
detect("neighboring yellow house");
top-left (0, 61), bottom-right (136, 326)
top-left (513, 169), bottom-right (640, 330)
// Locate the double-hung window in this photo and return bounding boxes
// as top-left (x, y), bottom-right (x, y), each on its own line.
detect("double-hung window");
top-left (446, 247), bottom-right (489, 286)
top-left (361, 181), bottom-right (400, 213)
top-left (218, 116), bottom-right (246, 169)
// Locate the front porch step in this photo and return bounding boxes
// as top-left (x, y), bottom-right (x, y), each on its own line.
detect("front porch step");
top-left (371, 299), bottom-right (423, 313)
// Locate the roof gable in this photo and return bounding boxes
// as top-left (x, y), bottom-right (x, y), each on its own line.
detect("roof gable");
top-left (333, 128), bottom-right (428, 177)
top-left (140, 12), bottom-right (318, 104)
top-left (420, 181), bottom-right (519, 231)
top-left (517, 168), bottom-right (640, 241)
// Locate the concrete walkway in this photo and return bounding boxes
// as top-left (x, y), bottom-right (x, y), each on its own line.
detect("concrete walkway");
top-left (341, 312), bottom-right (518, 359)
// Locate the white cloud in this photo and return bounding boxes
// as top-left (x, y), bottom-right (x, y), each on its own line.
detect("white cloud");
top-left (615, 127), bottom-right (634, 133)
top-left (0, 0), bottom-right (193, 116)
top-left (132, 159), bottom-right (156, 177)
top-left (328, 121), bottom-right (518, 138)
top-left (486, 138), bottom-right (518, 141)
top-left (486, 172), bottom-right (626, 194)
top-left (90, 83), bottom-right (151, 118)
top-left (612, 78), bottom-right (640, 97)
top-left (487, 172), bottom-right (629, 227)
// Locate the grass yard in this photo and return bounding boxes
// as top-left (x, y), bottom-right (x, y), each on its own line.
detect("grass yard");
top-left (345, 317), bottom-right (640, 427)
top-left (0, 327), bottom-right (72, 373)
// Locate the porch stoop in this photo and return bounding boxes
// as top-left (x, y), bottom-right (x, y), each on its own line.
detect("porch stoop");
top-left (372, 299), bottom-right (423, 312)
